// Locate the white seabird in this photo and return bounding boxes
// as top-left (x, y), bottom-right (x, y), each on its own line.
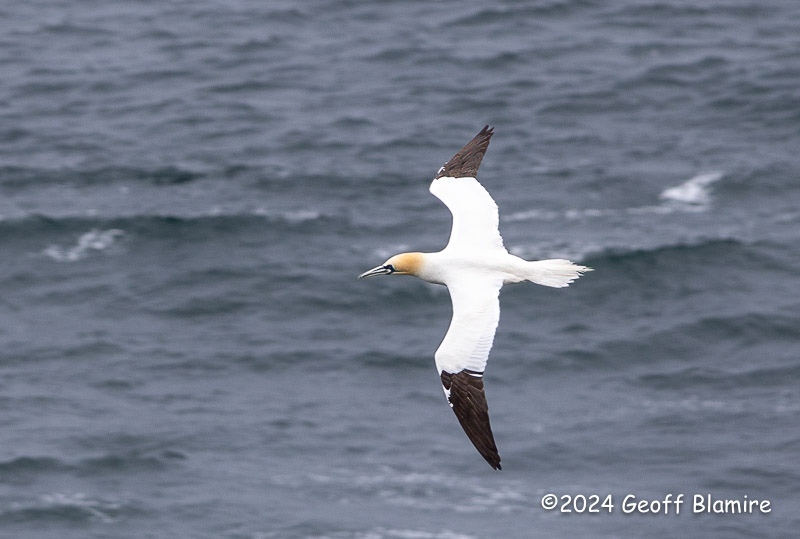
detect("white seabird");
top-left (359, 126), bottom-right (591, 470)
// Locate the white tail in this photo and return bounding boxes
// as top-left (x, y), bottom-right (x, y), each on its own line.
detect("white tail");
top-left (524, 259), bottom-right (592, 288)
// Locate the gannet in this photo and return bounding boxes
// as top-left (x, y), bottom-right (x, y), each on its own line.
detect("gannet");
top-left (359, 126), bottom-right (591, 470)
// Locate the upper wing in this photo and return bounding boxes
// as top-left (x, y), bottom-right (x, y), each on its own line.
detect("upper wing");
top-left (430, 176), bottom-right (505, 253)
top-left (429, 126), bottom-right (506, 253)
top-left (435, 277), bottom-right (503, 469)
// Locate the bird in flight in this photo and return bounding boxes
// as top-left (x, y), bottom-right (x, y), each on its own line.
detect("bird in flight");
top-left (359, 126), bottom-right (591, 470)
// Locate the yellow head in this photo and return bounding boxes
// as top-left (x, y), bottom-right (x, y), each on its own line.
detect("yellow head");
top-left (358, 252), bottom-right (424, 279)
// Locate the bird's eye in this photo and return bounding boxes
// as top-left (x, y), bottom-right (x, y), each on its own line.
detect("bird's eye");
top-left (385, 264), bottom-right (395, 273)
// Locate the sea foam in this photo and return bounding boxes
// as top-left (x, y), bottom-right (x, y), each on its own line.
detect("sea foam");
top-left (659, 171), bottom-right (724, 205)
top-left (42, 229), bottom-right (124, 262)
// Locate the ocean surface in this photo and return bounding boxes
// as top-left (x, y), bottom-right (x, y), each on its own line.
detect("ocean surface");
top-left (1, 1), bottom-right (799, 537)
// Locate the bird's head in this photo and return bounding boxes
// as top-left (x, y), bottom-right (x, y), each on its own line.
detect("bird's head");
top-left (358, 252), bottom-right (423, 279)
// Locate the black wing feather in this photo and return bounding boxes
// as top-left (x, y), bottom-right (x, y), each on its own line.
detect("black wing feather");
top-left (440, 369), bottom-right (502, 470)
top-left (434, 125), bottom-right (494, 179)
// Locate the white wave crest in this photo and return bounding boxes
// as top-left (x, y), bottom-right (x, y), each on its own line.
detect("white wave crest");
top-left (505, 171), bottom-right (725, 224)
top-left (253, 207), bottom-right (323, 223)
top-left (659, 171), bottom-right (724, 205)
top-left (298, 466), bottom-right (529, 515)
top-left (43, 229), bottom-right (124, 262)
top-left (504, 209), bottom-right (561, 222)
top-left (6, 492), bottom-right (122, 523)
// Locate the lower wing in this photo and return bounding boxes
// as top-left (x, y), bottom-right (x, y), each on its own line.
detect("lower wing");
top-left (434, 278), bottom-right (503, 470)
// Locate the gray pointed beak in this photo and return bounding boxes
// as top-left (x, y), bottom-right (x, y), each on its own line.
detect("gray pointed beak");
top-left (358, 265), bottom-right (393, 279)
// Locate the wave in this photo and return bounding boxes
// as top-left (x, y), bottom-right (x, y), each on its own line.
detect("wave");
top-left (552, 304), bottom-right (800, 375)
top-left (581, 237), bottom-right (795, 270)
top-left (0, 449), bottom-right (187, 481)
top-left (585, 237), bottom-right (741, 263)
top-left (273, 524), bottom-right (479, 539)
top-left (508, 234), bottom-right (768, 267)
top-left (301, 465), bottom-right (529, 515)
top-left (42, 229), bottom-right (124, 262)
top-left (0, 165), bottom-right (205, 188)
top-left (354, 529), bottom-right (478, 539)
top-left (446, 0), bottom-right (600, 26)
top-left (505, 171), bottom-right (725, 223)
top-left (0, 493), bottom-right (125, 524)
top-left (576, 237), bottom-right (799, 284)
top-left (605, 2), bottom-right (768, 21)
top-left (541, 308), bottom-right (800, 382)
top-left (639, 363), bottom-right (800, 392)
top-left (0, 211), bottom-right (343, 241)
top-left (0, 456), bottom-right (66, 477)
top-left (0, 211), bottom-right (349, 267)
top-left (624, 56), bottom-right (730, 87)
top-left (508, 240), bottom-right (605, 263)
top-left (659, 171), bottom-right (723, 205)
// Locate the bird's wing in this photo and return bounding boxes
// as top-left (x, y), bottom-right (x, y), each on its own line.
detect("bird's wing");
top-left (434, 125), bottom-right (494, 180)
top-left (435, 277), bottom-right (503, 470)
top-left (429, 126), bottom-right (506, 253)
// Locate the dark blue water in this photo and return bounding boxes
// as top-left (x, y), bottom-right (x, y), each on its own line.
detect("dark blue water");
top-left (1, 1), bottom-right (799, 537)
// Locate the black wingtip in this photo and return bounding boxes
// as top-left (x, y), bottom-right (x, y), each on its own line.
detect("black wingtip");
top-left (486, 450), bottom-right (502, 471)
top-left (434, 125), bottom-right (495, 180)
top-left (484, 452), bottom-right (502, 471)
top-left (441, 370), bottom-right (502, 471)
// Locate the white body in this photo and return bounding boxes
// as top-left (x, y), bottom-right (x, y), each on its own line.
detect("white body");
top-left (423, 176), bottom-right (589, 376)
